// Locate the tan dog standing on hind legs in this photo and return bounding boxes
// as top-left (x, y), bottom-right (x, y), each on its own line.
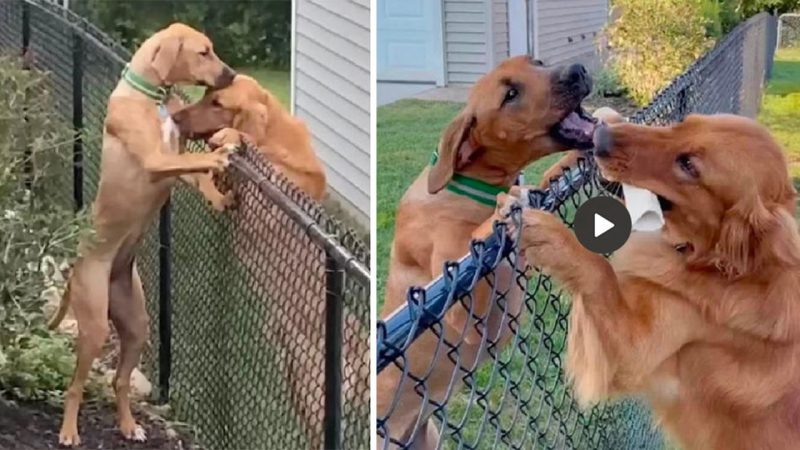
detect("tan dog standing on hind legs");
top-left (377, 56), bottom-right (596, 449)
top-left (47, 23), bottom-right (236, 447)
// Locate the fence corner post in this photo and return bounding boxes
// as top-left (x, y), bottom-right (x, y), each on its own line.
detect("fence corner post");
top-left (71, 31), bottom-right (83, 211)
top-left (157, 199), bottom-right (173, 404)
top-left (324, 253), bottom-right (344, 450)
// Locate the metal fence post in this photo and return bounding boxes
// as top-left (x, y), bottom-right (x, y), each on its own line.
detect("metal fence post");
top-left (323, 253), bottom-right (344, 450)
top-left (158, 200), bottom-right (173, 404)
top-left (71, 31), bottom-right (83, 211)
top-left (21, 0), bottom-right (32, 191)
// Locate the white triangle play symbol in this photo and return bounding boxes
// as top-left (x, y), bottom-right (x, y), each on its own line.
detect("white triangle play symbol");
top-left (594, 213), bottom-right (614, 237)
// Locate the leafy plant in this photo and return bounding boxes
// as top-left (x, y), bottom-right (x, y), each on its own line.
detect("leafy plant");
top-left (0, 57), bottom-right (89, 403)
top-left (607, 0), bottom-right (716, 105)
top-left (592, 67), bottom-right (628, 97)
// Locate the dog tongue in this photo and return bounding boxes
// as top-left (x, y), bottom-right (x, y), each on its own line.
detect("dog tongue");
top-left (560, 111), bottom-right (596, 141)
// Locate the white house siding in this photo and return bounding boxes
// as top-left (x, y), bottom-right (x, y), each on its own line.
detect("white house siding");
top-left (535, 0), bottom-right (608, 67)
top-left (293, 0), bottom-right (370, 224)
top-left (492, 0), bottom-right (510, 64)
top-left (443, 0), bottom-right (510, 85)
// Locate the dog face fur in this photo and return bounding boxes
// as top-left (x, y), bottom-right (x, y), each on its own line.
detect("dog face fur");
top-left (595, 114), bottom-right (798, 277)
top-left (134, 23), bottom-right (236, 88)
top-left (172, 75), bottom-right (269, 141)
top-left (428, 55), bottom-right (594, 193)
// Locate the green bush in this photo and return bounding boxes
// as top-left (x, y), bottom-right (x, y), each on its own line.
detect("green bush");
top-left (592, 67), bottom-right (628, 97)
top-left (70, 0), bottom-right (292, 70)
top-left (608, 0), bottom-right (715, 105)
top-left (0, 57), bottom-right (89, 402)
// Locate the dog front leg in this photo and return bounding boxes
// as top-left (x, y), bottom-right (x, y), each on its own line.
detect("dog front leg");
top-left (511, 209), bottom-right (705, 405)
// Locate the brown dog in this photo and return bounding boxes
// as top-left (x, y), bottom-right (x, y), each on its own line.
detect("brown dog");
top-left (48, 23), bottom-right (236, 447)
top-left (510, 114), bottom-right (800, 450)
top-left (172, 74), bottom-right (326, 200)
top-left (377, 55), bottom-right (595, 448)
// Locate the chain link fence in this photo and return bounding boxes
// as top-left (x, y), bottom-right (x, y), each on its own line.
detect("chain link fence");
top-left (0, 1), bottom-right (370, 449)
top-left (376, 12), bottom-right (777, 450)
top-left (778, 13), bottom-right (800, 48)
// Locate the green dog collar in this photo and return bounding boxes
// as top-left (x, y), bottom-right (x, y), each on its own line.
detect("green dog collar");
top-left (430, 149), bottom-right (510, 207)
top-left (121, 64), bottom-right (170, 103)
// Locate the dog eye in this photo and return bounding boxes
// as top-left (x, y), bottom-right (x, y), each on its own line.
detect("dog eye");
top-left (211, 98), bottom-right (222, 107)
top-left (502, 87), bottom-right (519, 106)
top-left (200, 47), bottom-right (210, 57)
top-left (676, 154), bottom-right (699, 178)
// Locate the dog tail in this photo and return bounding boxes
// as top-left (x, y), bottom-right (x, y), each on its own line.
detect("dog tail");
top-left (47, 272), bottom-right (73, 330)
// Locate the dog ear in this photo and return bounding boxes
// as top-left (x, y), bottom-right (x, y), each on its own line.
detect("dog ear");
top-left (428, 111), bottom-right (480, 194)
top-left (234, 103), bottom-right (269, 144)
top-left (712, 193), bottom-right (774, 278)
top-left (151, 36), bottom-right (184, 82)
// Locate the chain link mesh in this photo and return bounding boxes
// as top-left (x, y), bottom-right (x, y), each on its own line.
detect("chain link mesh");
top-left (0, 1), bottom-right (370, 448)
top-left (377, 12), bottom-right (778, 450)
top-left (779, 13), bottom-right (800, 48)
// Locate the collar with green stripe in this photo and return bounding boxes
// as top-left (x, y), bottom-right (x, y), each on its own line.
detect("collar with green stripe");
top-left (121, 64), bottom-right (170, 104)
top-left (430, 149), bottom-right (511, 206)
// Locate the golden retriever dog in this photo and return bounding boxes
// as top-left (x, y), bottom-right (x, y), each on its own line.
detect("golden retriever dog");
top-left (172, 74), bottom-right (326, 200)
top-left (509, 114), bottom-right (800, 450)
top-left (377, 55), bottom-right (596, 448)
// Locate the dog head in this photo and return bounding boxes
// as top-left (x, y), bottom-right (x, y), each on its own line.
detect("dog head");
top-left (172, 75), bottom-right (271, 141)
top-left (594, 114), bottom-right (799, 277)
top-left (136, 23), bottom-right (236, 89)
top-left (429, 55), bottom-right (595, 193)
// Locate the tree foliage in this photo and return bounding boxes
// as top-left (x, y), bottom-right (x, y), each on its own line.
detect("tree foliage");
top-left (70, 0), bottom-right (292, 70)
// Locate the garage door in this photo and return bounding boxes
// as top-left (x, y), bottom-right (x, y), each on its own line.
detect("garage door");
top-left (377, 0), bottom-right (443, 83)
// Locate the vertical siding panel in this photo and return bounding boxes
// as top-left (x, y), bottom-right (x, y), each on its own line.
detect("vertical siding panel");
top-left (536, 0), bottom-right (608, 67)
top-left (492, 0), bottom-right (509, 64)
top-left (444, 0), bottom-right (491, 84)
top-left (293, 0), bottom-right (370, 223)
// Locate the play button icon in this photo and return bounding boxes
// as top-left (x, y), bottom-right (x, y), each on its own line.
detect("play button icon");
top-left (594, 213), bottom-right (614, 237)
top-left (574, 197), bottom-right (632, 254)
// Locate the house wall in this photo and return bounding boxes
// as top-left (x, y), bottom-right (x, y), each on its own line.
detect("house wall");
top-left (293, 0), bottom-right (370, 224)
top-left (535, 0), bottom-right (608, 68)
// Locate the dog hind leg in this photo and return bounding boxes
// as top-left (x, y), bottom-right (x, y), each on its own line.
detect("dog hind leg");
top-left (108, 259), bottom-right (149, 442)
top-left (58, 259), bottom-right (112, 447)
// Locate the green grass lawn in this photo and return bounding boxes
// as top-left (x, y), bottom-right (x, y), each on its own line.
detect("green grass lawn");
top-left (759, 47), bottom-right (800, 178)
top-left (182, 67), bottom-right (290, 106)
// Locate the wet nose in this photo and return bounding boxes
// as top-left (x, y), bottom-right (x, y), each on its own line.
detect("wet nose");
top-left (215, 65), bottom-right (237, 88)
top-left (560, 64), bottom-right (591, 95)
top-left (593, 122), bottom-right (612, 157)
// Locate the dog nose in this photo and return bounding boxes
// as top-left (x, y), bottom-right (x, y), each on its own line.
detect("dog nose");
top-left (215, 65), bottom-right (237, 88)
top-left (593, 122), bottom-right (612, 157)
top-left (561, 64), bottom-right (591, 95)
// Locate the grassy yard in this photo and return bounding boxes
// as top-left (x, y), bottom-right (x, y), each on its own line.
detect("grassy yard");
top-left (759, 47), bottom-right (800, 178)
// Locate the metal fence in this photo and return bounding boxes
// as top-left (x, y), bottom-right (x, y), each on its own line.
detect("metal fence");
top-left (0, 1), bottom-right (370, 449)
top-left (376, 12), bottom-right (777, 450)
top-left (778, 13), bottom-right (800, 48)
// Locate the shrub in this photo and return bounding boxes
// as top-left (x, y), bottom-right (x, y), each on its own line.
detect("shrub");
top-left (0, 57), bottom-right (89, 403)
top-left (592, 67), bottom-right (628, 97)
top-left (607, 0), bottom-right (715, 105)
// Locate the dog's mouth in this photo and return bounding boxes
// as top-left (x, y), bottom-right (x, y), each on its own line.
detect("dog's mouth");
top-left (551, 106), bottom-right (597, 150)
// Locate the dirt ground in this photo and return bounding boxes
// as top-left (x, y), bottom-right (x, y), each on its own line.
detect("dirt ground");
top-left (0, 397), bottom-right (197, 450)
